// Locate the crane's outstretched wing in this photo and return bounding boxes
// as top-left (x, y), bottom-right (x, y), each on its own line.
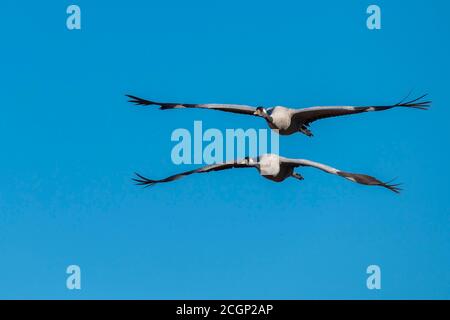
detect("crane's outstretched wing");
top-left (133, 159), bottom-right (256, 187)
top-left (126, 95), bottom-right (257, 116)
top-left (292, 94), bottom-right (431, 125)
top-left (280, 157), bottom-right (401, 193)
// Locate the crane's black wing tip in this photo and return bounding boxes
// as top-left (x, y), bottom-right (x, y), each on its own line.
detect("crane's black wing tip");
top-left (384, 182), bottom-right (402, 193)
top-left (395, 93), bottom-right (431, 110)
top-left (132, 172), bottom-right (158, 187)
top-left (125, 94), bottom-right (155, 106)
top-left (381, 176), bottom-right (402, 193)
top-left (338, 171), bottom-right (403, 194)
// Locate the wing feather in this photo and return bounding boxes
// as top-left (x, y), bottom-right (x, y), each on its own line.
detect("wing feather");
top-left (133, 159), bottom-right (256, 187)
top-left (280, 157), bottom-right (401, 193)
top-left (292, 94), bottom-right (431, 124)
top-left (126, 95), bottom-right (257, 115)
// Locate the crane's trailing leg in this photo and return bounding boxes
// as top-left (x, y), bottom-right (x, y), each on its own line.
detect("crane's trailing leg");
top-left (300, 125), bottom-right (313, 137)
top-left (292, 172), bottom-right (304, 181)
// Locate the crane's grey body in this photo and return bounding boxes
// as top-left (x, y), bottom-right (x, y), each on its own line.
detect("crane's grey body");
top-left (257, 153), bottom-right (294, 181)
top-left (265, 107), bottom-right (298, 135)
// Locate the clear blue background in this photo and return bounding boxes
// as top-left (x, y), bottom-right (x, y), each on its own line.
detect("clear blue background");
top-left (1, 0), bottom-right (449, 299)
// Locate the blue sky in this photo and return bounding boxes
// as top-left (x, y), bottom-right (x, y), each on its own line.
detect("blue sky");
top-left (0, 0), bottom-right (449, 299)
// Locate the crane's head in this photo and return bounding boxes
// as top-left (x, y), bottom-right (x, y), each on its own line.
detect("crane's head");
top-left (253, 106), bottom-right (268, 117)
top-left (253, 107), bottom-right (274, 123)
